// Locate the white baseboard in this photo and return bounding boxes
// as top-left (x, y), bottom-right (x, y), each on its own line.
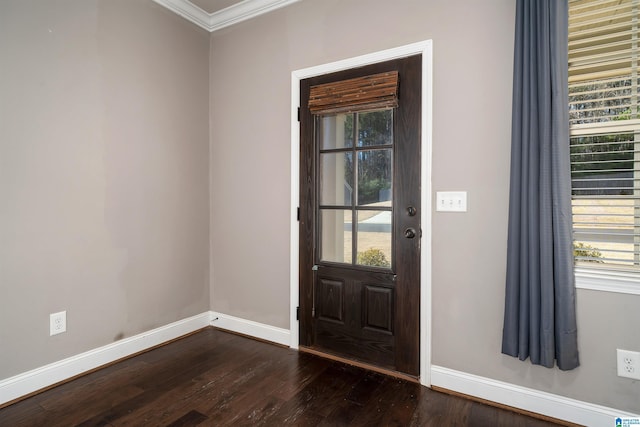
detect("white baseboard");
top-left (210, 311), bottom-right (290, 347)
top-left (431, 365), bottom-right (639, 427)
top-left (0, 312), bottom-right (211, 407)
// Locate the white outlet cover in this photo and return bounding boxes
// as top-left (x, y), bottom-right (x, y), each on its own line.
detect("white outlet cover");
top-left (50, 311), bottom-right (67, 336)
top-left (617, 349), bottom-right (640, 380)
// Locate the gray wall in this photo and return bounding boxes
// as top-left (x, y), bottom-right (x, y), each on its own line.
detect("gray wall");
top-left (209, 0), bottom-right (640, 413)
top-left (1, 0), bottom-right (638, 416)
top-left (0, 0), bottom-right (210, 379)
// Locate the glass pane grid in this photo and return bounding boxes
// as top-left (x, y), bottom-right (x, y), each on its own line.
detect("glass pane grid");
top-left (317, 110), bottom-right (394, 269)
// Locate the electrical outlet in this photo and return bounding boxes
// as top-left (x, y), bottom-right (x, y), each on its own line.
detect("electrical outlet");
top-left (50, 311), bottom-right (66, 336)
top-left (617, 349), bottom-right (640, 380)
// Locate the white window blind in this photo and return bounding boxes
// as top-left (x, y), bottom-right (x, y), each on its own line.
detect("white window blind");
top-left (569, 0), bottom-right (640, 268)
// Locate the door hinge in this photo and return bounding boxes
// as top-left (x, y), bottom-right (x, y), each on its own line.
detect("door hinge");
top-left (297, 207), bottom-right (300, 221)
top-left (296, 306), bottom-right (300, 320)
top-left (297, 107), bottom-right (300, 122)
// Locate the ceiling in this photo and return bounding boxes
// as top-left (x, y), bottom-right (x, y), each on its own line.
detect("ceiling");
top-left (152, 0), bottom-right (301, 32)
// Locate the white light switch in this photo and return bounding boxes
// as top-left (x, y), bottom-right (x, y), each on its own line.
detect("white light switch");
top-left (436, 191), bottom-right (467, 212)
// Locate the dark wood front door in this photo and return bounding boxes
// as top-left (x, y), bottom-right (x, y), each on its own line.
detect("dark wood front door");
top-left (299, 56), bottom-right (421, 376)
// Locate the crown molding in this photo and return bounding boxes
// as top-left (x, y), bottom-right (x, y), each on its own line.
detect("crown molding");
top-left (153, 0), bottom-right (301, 32)
top-left (153, 0), bottom-right (211, 30)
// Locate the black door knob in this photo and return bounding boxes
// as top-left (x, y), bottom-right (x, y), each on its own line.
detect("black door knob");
top-left (404, 228), bottom-right (416, 239)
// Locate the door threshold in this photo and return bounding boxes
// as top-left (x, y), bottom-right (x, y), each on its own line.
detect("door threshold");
top-left (298, 346), bottom-right (420, 384)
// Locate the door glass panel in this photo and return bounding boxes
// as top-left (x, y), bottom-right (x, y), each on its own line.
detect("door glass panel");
top-left (319, 114), bottom-right (354, 150)
top-left (356, 210), bottom-right (392, 268)
top-left (357, 149), bottom-right (392, 206)
top-left (320, 152), bottom-right (353, 206)
top-left (317, 110), bottom-right (394, 267)
top-left (320, 209), bottom-right (352, 264)
top-left (358, 110), bottom-right (393, 147)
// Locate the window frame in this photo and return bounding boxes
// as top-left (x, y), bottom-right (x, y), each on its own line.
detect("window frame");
top-left (569, 0), bottom-right (640, 294)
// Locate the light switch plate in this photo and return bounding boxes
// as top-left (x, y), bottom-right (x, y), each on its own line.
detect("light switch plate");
top-left (436, 191), bottom-right (467, 212)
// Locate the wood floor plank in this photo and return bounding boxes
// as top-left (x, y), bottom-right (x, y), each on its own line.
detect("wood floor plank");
top-left (409, 387), bottom-right (473, 426)
top-left (313, 363), bottom-right (376, 420)
top-left (0, 328), bottom-right (567, 427)
top-left (38, 362), bottom-right (147, 427)
top-left (344, 369), bottom-right (387, 407)
top-left (75, 341), bottom-right (231, 426)
top-left (357, 377), bottom-right (421, 426)
top-left (0, 401), bottom-right (49, 427)
top-left (267, 352), bottom-right (331, 402)
top-left (207, 355), bottom-right (311, 424)
top-left (164, 409), bottom-right (208, 427)
top-left (110, 332), bottom-right (280, 426)
top-left (231, 395), bottom-right (287, 426)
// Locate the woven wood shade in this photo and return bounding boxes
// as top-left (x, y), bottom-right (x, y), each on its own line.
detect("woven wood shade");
top-left (308, 71), bottom-right (399, 115)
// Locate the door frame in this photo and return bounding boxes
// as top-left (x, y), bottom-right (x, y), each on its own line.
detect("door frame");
top-left (289, 40), bottom-right (433, 386)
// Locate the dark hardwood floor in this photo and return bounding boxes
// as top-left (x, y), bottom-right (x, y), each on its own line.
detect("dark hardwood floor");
top-left (0, 328), bottom-right (566, 426)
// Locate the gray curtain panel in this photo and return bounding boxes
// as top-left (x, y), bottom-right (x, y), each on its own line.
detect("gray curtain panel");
top-left (502, 0), bottom-right (579, 370)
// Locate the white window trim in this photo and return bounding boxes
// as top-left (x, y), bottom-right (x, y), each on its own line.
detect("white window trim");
top-left (575, 266), bottom-right (640, 295)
